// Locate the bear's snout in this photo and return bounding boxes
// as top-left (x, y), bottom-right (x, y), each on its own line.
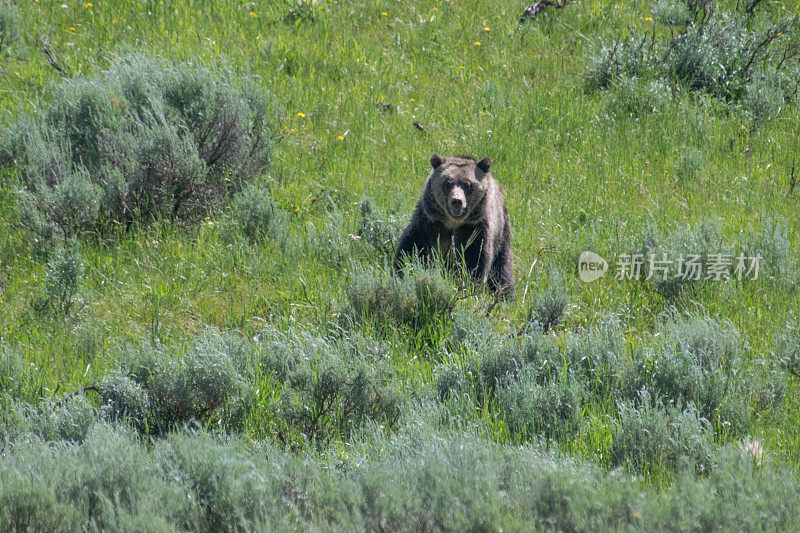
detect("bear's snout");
top-left (448, 189), bottom-right (467, 217)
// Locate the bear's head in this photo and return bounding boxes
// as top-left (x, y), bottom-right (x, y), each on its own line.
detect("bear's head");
top-left (427, 153), bottom-right (491, 225)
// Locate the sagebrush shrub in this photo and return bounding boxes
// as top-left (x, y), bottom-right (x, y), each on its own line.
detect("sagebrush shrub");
top-left (662, 312), bottom-right (742, 372)
top-left (0, 345), bottom-right (25, 400)
top-left (154, 431), bottom-right (275, 530)
top-left (738, 214), bottom-right (797, 282)
top-left (644, 313), bottom-right (750, 434)
top-left (775, 313), bottom-right (800, 378)
top-left (343, 265), bottom-right (456, 331)
top-left (279, 354), bottom-right (400, 444)
top-left (652, 0), bottom-right (693, 27)
top-left (633, 217), bottom-right (729, 299)
top-left (99, 118), bottom-right (207, 222)
top-left (251, 329), bottom-right (401, 445)
top-left (474, 345), bottom-right (524, 403)
top-left (447, 305), bottom-right (500, 353)
top-left (666, 28), bottom-right (721, 92)
top-left (413, 267), bottom-right (458, 319)
top-left (558, 316), bottom-right (626, 394)
top-left (746, 365), bottom-right (787, 412)
top-left (0, 415), bottom-right (798, 529)
top-left (231, 184), bottom-right (288, 244)
top-left (434, 355), bottom-right (479, 403)
top-left (743, 75), bottom-right (784, 127)
top-left (0, 54), bottom-right (280, 243)
top-left (587, 3), bottom-right (800, 121)
top-left (528, 268), bottom-right (568, 333)
top-left (358, 198), bottom-right (401, 257)
top-left (344, 268), bottom-right (417, 326)
top-left (497, 373), bottom-right (585, 442)
top-left (436, 344), bottom-right (531, 408)
top-left (648, 341), bottom-right (750, 434)
top-left (585, 37), bottom-right (651, 92)
top-left (43, 240), bottom-right (83, 316)
top-left (437, 317), bottom-right (621, 410)
top-left (0, 477), bottom-right (82, 533)
top-left (514, 324), bottom-right (559, 379)
top-left (21, 394), bottom-right (100, 443)
top-left (248, 325), bottom-right (306, 381)
top-left (436, 324), bottom-right (558, 406)
top-left (611, 389), bottom-right (713, 472)
top-left (52, 167), bottom-right (103, 237)
top-left (112, 331), bottom-right (253, 433)
top-left (0, 344), bottom-right (44, 407)
top-left (607, 76), bottom-right (669, 117)
top-left (245, 326), bottom-right (402, 446)
top-left (96, 373), bottom-right (150, 426)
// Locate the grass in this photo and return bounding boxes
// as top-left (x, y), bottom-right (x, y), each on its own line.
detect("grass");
top-left (1, 0), bottom-right (800, 527)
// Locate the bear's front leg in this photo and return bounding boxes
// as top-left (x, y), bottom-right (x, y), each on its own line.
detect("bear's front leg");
top-left (393, 211), bottom-right (439, 272)
top-left (455, 224), bottom-right (492, 285)
top-left (488, 239), bottom-right (515, 298)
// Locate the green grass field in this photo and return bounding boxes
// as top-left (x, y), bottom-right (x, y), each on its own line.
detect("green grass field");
top-left (2, 0), bottom-right (800, 529)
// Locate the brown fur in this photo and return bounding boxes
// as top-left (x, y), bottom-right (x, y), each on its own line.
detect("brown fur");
top-left (394, 154), bottom-right (515, 297)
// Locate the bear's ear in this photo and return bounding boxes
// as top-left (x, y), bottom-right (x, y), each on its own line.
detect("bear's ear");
top-left (477, 157), bottom-right (491, 173)
top-left (430, 153), bottom-right (444, 169)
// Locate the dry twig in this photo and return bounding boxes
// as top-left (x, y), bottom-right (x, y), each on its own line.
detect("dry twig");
top-left (28, 29), bottom-right (69, 77)
top-left (519, 0), bottom-right (569, 24)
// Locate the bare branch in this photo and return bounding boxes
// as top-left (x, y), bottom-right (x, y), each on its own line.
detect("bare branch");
top-left (27, 29), bottom-right (70, 78)
top-left (519, 244), bottom-right (555, 309)
top-left (742, 0), bottom-right (766, 15)
top-left (519, 0), bottom-right (570, 23)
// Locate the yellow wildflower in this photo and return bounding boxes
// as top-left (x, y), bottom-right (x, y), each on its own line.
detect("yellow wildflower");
top-left (250, 11), bottom-right (257, 18)
top-left (484, 26), bottom-right (490, 31)
top-left (297, 112), bottom-right (306, 118)
top-left (85, 2), bottom-right (92, 7)
top-left (337, 135), bottom-right (344, 141)
top-left (474, 41), bottom-right (481, 46)
top-left (381, 12), bottom-right (387, 16)
top-left (644, 17), bottom-right (653, 21)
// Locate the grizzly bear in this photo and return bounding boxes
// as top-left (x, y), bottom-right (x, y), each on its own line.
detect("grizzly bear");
top-left (393, 154), bottom-right (515, 297)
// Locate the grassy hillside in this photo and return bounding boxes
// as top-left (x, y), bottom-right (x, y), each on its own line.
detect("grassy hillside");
top-left (1, 0), bottom-right (800, 529)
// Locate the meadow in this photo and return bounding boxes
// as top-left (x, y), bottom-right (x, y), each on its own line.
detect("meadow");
top-left (1, 0), bottom-right (800, 529)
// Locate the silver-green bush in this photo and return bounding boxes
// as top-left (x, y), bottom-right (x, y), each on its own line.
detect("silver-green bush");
top-left (497, 373), bottom-right (586, 442)
top-left (587, 2), bottom-right (800, 122)
top-left (110, 331), bottom-right (253, 433)
top-left (231, 184), bottom-right (288, 244)
top-left (611, 389), bottom-right (713, 472)
top-left (0, 54), bottom-right (280, 243)
top-left (528, 268), bottom-right (569, 333)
